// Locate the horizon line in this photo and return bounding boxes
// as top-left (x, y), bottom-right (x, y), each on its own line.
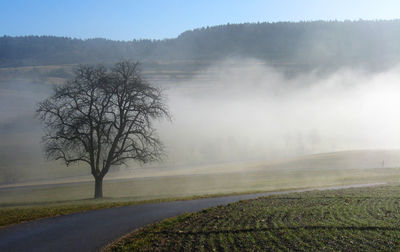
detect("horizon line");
top-left (2, 18), bottom-right (399, 42)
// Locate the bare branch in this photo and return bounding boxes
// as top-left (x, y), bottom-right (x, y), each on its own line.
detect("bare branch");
top-left (36, 61), bottom-right (170, 198)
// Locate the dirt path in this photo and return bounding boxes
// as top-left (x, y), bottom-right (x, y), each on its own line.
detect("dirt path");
top-left (0, 183), bottom-right (385, 252)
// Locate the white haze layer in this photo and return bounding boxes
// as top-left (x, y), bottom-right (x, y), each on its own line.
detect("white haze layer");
top-left (2, 59), bottom-right (400, 182)
top-left (158, 59), bottom-right (400, 166)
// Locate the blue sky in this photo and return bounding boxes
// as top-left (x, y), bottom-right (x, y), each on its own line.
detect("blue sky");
top-left (1, 0), bottom-right (399, 40)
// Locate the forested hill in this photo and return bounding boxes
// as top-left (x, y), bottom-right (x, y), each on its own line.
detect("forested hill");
top-left (1, 20), bottom-right (400, 70)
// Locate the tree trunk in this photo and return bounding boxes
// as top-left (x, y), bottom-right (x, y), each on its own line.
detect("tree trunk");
top-left (94, 176), bottom-right (103, 199)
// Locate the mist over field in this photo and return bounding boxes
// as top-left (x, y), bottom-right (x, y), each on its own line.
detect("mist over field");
top-left (4, 1), bottom-right (400, 249)
top-left (0, 80), bottom-right (87, 183)
top-left (0, 81), bottom-right (48, 181)
top-left (159, 59), bottom-right (400, 165)
top-left (1, 58), bottom-right (400, 184)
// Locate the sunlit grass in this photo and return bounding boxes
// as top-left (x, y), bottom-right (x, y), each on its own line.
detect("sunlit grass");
top-left (2, 149), bottom-right (400, 228)
top-left (0, 166), bottom-right (399, 228)
top-left (2, 167), bottom-right (400, 205)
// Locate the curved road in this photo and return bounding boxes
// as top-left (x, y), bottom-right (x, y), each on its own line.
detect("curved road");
top-left (0, 183), bottom-right (384, 252)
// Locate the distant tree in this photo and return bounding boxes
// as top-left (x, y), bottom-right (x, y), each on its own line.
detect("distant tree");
top-left (37, 61), bottom-right (170, 198)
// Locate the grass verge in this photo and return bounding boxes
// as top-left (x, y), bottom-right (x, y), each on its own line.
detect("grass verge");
top-left (0, 183), bottom-right (376, 228)
top-left (0, 189), bottom-right (300, 228)
top-left (106, 184), bottom-right (400, 251)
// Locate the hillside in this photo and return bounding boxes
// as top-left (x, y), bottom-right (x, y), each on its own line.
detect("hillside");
top-left (1, 20), bottom-right (400, 73)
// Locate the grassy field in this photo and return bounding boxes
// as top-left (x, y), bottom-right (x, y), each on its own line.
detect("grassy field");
top-left (107, 184), bottom-right (400, 251)
top-left (1, 150), bottom-right (400, 228)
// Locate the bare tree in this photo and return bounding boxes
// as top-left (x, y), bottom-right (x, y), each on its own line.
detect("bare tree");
top-left (37, 61), bottom-right (170, 198)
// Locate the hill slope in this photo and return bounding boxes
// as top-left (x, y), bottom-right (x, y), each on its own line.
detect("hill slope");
top-left (1, 20), bottom-right (400, 73)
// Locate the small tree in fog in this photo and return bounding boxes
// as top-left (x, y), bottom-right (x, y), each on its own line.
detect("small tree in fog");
top-left (37, 61), bottom-right (170, 198)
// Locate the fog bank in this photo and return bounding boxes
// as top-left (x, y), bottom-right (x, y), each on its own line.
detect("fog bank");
top-left (159, 59), bottom-right (400, 166)
top-left (2, 59), bottom-right (400, 183)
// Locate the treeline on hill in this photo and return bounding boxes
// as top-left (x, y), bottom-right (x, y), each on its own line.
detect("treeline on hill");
top-left (1, 20), bottom-right (400, 71)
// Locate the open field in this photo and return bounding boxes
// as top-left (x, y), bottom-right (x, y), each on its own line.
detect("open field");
top-left (2, 150), bottom-right (400, 204)
top-left (1, 150), bottom-right (400, 227)
top-left (2, 166), bottom-right (400, 205)
top-left (107, 184), bottom-right (400, 251)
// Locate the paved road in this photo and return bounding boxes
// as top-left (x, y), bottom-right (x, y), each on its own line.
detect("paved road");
top-left (0, 183), bottom-right (385, 252)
